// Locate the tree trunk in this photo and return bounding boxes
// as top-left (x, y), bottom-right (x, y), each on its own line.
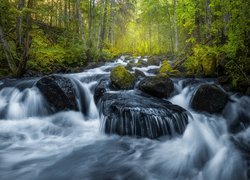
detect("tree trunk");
top-left (149, 24), bottom-right (152, 54)
top-left (75, 0), bottom-right (86, 48)
top-left (205, 0), bottom-right (211, 39)
top-left (64, 0), bottom-right (68, 29)
top-left (99, 0), bottom-right (108, 51)
top-left (16, 0), bottom-right (25, 56)
top-left (88, 0), bottom-right (93, 44)
top-left (91, 0), bottom-right (96, 48)
top-left (166, 2), bottom-right (174, 53)
top-left (50, 0), bottom-right (54, 27)
top-left (108, 0), bottom-right (114, 47)
top-left (194, 3), bottom-right (201, 44)
top-left (173, 0), bottom-right (178, 52)
top-left (59, 0), bottom-right (63, 28)
top-left (16, 0), bottom-right (33, 76)
top-left (0, 26), bottom-right (17, 72)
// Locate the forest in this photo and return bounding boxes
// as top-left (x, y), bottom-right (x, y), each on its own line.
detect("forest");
top-left (0, 0), bottom-right (249, 90)
top-left (1, 1), bottom-right (250, 179)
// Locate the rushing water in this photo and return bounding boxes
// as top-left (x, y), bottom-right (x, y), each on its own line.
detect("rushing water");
top-left (0, 56), bottom-right (249, 180)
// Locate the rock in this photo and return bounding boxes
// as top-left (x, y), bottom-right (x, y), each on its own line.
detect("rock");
top-left (218, 76), bottom-right (231, 85)
top-left (94, 79), bottom-right (112, 103)
top-left (236, 80), bottom-right (250, 95)
top-left (125, 60), bottom-right (147, 71)
top-left (246, 87), bottom-right (250, 96)
top-left (147, 68), bottom-right (159, 75)
top-left (138, 75), bottom-right (174, 98)
top-left (137, 59), bottom-right (148, 67)
top-left (191, 84), bottom-right (229, 113)
top-left (148, 57), bottom-right (161, 66)
top-left (36, 75), bottom-right (78, 112)
top-left (181, 78), bottom-right (203, 88)
top-left (110, 66), bottom-right (136, 90)
top-left (134, 69), bottom-right (146, 78)
top-left (99, 92), bottom-right (189, 139)
top-left (84, 62), bottom-right (105, 70)
top-left (125, 62), bottom-right (134, 71)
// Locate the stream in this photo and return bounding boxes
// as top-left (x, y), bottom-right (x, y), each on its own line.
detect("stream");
top-left (0, 56), bottom-right (249, 180)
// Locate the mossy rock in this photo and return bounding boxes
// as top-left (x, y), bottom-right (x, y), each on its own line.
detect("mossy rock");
top-left (126, 60), bottom-right (147, 70)
top-left (126, 62), bottom-right (136, 71)
top-left (137, 59), bottom-right (148, 67)
top-left (110, 66), bottom-right (136, 90)
top-left (169, 69), bottom-right (182, 77)
top-left (159, 60), bottom-right (173, 74)
top-left (159, 60), bottom-right (181, 77)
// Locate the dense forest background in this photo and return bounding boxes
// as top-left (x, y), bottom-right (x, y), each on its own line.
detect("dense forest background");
top-left (0, 0), bottom-right (249, 88)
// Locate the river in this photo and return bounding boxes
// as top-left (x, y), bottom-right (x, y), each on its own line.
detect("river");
top-left (0, 56), bottom-right (249, 180)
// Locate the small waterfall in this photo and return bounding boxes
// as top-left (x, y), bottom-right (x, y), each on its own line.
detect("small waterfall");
top-left (70, 77), bottom-right (99, 119)
top-left (0, 87), bottom-right (49, 119)
top-left (149, 116), bottom-right (245, 180)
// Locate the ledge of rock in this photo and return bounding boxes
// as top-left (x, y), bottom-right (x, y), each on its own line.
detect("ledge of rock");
top-left (98, 92), bottom-right (190, 139)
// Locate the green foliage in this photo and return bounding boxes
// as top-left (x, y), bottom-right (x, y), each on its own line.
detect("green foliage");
top-left (159, 60), bottom-right (173, 74)
top-left (225, 58), bottom-right (250, 87)
top-left (160, 60), bottom-right (181, 77)
top-left (28, 29), bottom-right (87, 73)
top-left (110, 65), bottom-right (135, 89)
top-left (99, 49), bottom-right (114, 61)
top-left (184, 45), bottom-right (219, 76)
top-left (0, 0), bottom-right (249, 84)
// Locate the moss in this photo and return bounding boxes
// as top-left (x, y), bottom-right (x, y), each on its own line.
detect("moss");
top-left (159, 60), bottom-right (173, 74)
top-left (159, 60), bottom-right (182, 77)
top-left (110, 66), bottom-right (135, 89)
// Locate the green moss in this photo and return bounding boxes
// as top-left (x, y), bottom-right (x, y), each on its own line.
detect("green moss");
top-left (159, 60), bottom-right (182, 77)
top-left (110, 65), bottom-right (135, 89)
top-left (159, 60), bottom-right (173, 74)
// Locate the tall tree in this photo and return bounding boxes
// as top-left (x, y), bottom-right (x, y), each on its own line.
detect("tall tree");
top-left (16, 0), bottom-right (33, 76)
top-left (75, 0), bottom-right (86, 47)
top-left (99, 0), bottom-right (108, 51)
top-left (173, 0), bottom-right (178, 52)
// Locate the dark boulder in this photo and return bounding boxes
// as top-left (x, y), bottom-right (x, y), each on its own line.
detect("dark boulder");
top-left (147, 68), bottom-right (159, 75)
top-left (99, 92), bottom-right (189, 139)
top-left (138, 75), bottom-right (174, 98)
top-left (236, 80), bottom-right (250, 96)
top-left (94, 78), bottom-right (112, 104)
top-left (125, 62), bottom-right (135, 71)
top-left (134, 69), bottom-right (146, 78)
top-left (191, 84), bottom-right (228, 113)
top-left (36, 75), bottom-right (78, 112)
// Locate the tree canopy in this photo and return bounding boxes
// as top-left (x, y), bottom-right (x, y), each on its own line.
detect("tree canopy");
top-left (0, 0), bottom-right (249, 86)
